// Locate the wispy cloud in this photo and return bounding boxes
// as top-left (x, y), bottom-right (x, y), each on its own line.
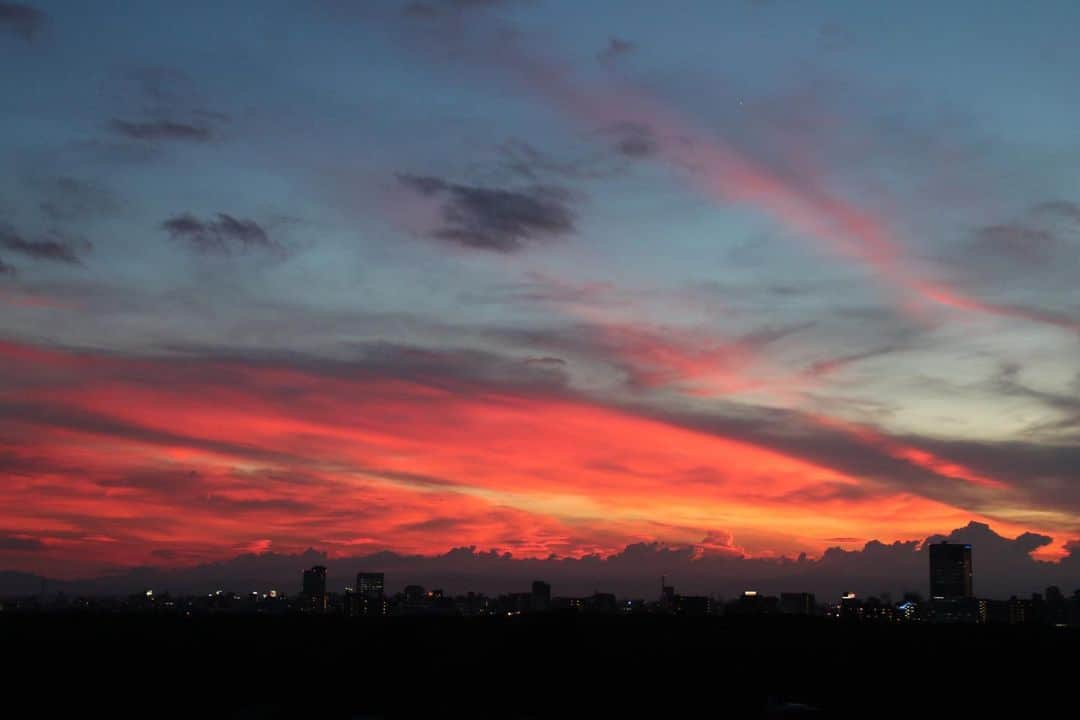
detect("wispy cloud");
top-left (390, 7), bottom-right (1080, 333)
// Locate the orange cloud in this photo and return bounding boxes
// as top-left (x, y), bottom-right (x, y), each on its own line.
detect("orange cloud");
top-left (0, 339), bottom-right (1057, 576)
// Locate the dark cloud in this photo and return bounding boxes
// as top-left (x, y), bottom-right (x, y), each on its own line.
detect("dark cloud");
top-left (402, 2), bottom-right (439, 17)
top-left (955, 201), bottom-right (1080, 292)
top-left (624, 396), bottom-right (1080, 522)
top-left (0, 534), bottom-right (45, 552)
top-left (0, 257), bottom-right (14, 275)
top-left (986, 363), bottom-right (1080, 440)
top-left (398, 174), bottom-right (575, 252)
top-left (149, 548), bottom-right (209, 562)
top-left (4, 336), bottom-right (1078, 533)
top-left (0, 2), bottom-right (45, 41)
top-left (463, 274), bottom-right (616, 307)
top-left (971, 223), bottom-right (1059, 265)
top-left (335, 341), bottom-right (570, 392)
top-left (459, 273), bottom-right (618, 307)
top-left (605, 123), bottom-right (658, 158)
top-left (524, 356), bottom-right (566, 366)
top-left (37, 177), bottom-right (121, 221)
top-left (105, 67), bottom-right (228, 146)
top-left (129, 66), bottom-right (202, 109)
top-left (777, 482), bottom-right (872, 504)
top-left (1033, 200), bottom-right (1080, 224)
top-left (161, 213), bottom-right (276, 254)
top-left (967, 200), bottom-right (1080, 269)
top-left (597, 36), bottom-right (635, 63)
top-left (403, 0), bottom-right (526, 17)
top-left (0, 399), bottom-right (315, 472)
top-left (144, 340), bottom-right (570, 398)
top-left (495, 139), bottom-right (623, 182)
top-left (800, 345), bottom-right (898, 380)
top-left (110, 119), bottom-right (213, 142)
top-left (0, 225), bottom-right (87, 264)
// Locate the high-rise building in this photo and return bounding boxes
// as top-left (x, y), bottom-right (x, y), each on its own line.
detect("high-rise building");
top-left (660, 577), bottom-right (676, 612)
top-left (355, 572), bottom-right (386, 616)
top-left (675, 595), bottom-right (711, 616)
top-left (531, 580), bottom-right (551, 612)
top-left (929, 542), bottom-right (973, 600)
top-left (780, 592), bottom-right (816, 616)
top-left (728, 590), bottom-right (779, 616)
top-left (838, 592), bottom-right (862, 621)
top-left (302, 565), bottom-right (327, 610)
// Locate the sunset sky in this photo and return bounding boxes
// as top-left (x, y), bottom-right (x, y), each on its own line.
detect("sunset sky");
top-left (2, 0), bottom-right (1078, 580)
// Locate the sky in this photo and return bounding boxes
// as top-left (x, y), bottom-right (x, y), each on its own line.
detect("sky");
top-left (1, 0), bottom-right (1079, 587)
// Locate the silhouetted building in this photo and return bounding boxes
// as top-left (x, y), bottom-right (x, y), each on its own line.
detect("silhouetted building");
top-left (861, 596), bottom-right (895, 622)
top-left (502, 592), bottom-right (533, 614)
top-left (586, 592), bottom-right (618, 614)
top-left (302, 566), bottom-right (327, 611)
top-left (342, 588), bottom-right (359, 616)
top-left (978, 598), bottom-right (1010, 624)
top-left (896, 600), bottom-right (921, 622)
top-left (392, 585), bottom-right (458, 616)
top-left (548, 594), bottom-right (617, 613)
top-left (455, 592), bottom-right (493, 616)
top-left (728, 590), bottom-right (779, 616)
top-left (355, 572), bottom-right (385, 616)
top-left (929, 542), bottom-right (973, 600)
top-left (675, 595), bottom-right (711, 616)
top-left (1045, 586), bottom-right (1066, 626)
top-left (838, 592), bottom-right (862, 621)
top-left (780, 592), bottom-right (816, 616)
top-left (1029, 592), bottom-right (1047, 625)
top-left (552, 596), bottom-right (585, 611)
top-left (660, 577), bottom-right (676, 612)
top-left (1008, 596), bottom-right (1034, 625)
top-left (930, 596), bottom-right (979, 623)
top-left (531, 581), bottom-right (551, 612)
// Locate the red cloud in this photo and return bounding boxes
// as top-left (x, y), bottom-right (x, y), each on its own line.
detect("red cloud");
top-left (0, 340), bottom-right (1058, 577)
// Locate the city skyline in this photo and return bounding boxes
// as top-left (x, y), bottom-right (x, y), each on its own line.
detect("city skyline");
top-left (2, 1), bottom-right (1079, 586)
top-left (6, 540), bottom-right (1078, 629)
top-left (2, 521), bottom-right (1077, 602)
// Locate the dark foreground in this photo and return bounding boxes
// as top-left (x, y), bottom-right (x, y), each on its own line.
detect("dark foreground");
top-left (2, 614), bottom-right (1075, 718)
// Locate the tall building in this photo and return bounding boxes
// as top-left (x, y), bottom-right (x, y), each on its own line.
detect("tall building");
top-left (838, 592), bottom-right (862, 621)
top-left (660, 577), bottom-right (676, 612)
top-left (531, 580), bottom-right (551, 612)
top-left (780, 592), bottom-right (816, 616)
top-left (929, 542), bottom-right (973, 600)
top-left (675, 595), bottom-right (711, 616)
top-left (355, 572), bottom-right (386, 616)
top-left (302, 565), bottom-right (327, 611)
top-left (728, 590), bottom-right (779, 616)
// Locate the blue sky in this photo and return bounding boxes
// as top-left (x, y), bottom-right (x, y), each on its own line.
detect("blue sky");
top-left (1, 0), bottom-right (1078, 576)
